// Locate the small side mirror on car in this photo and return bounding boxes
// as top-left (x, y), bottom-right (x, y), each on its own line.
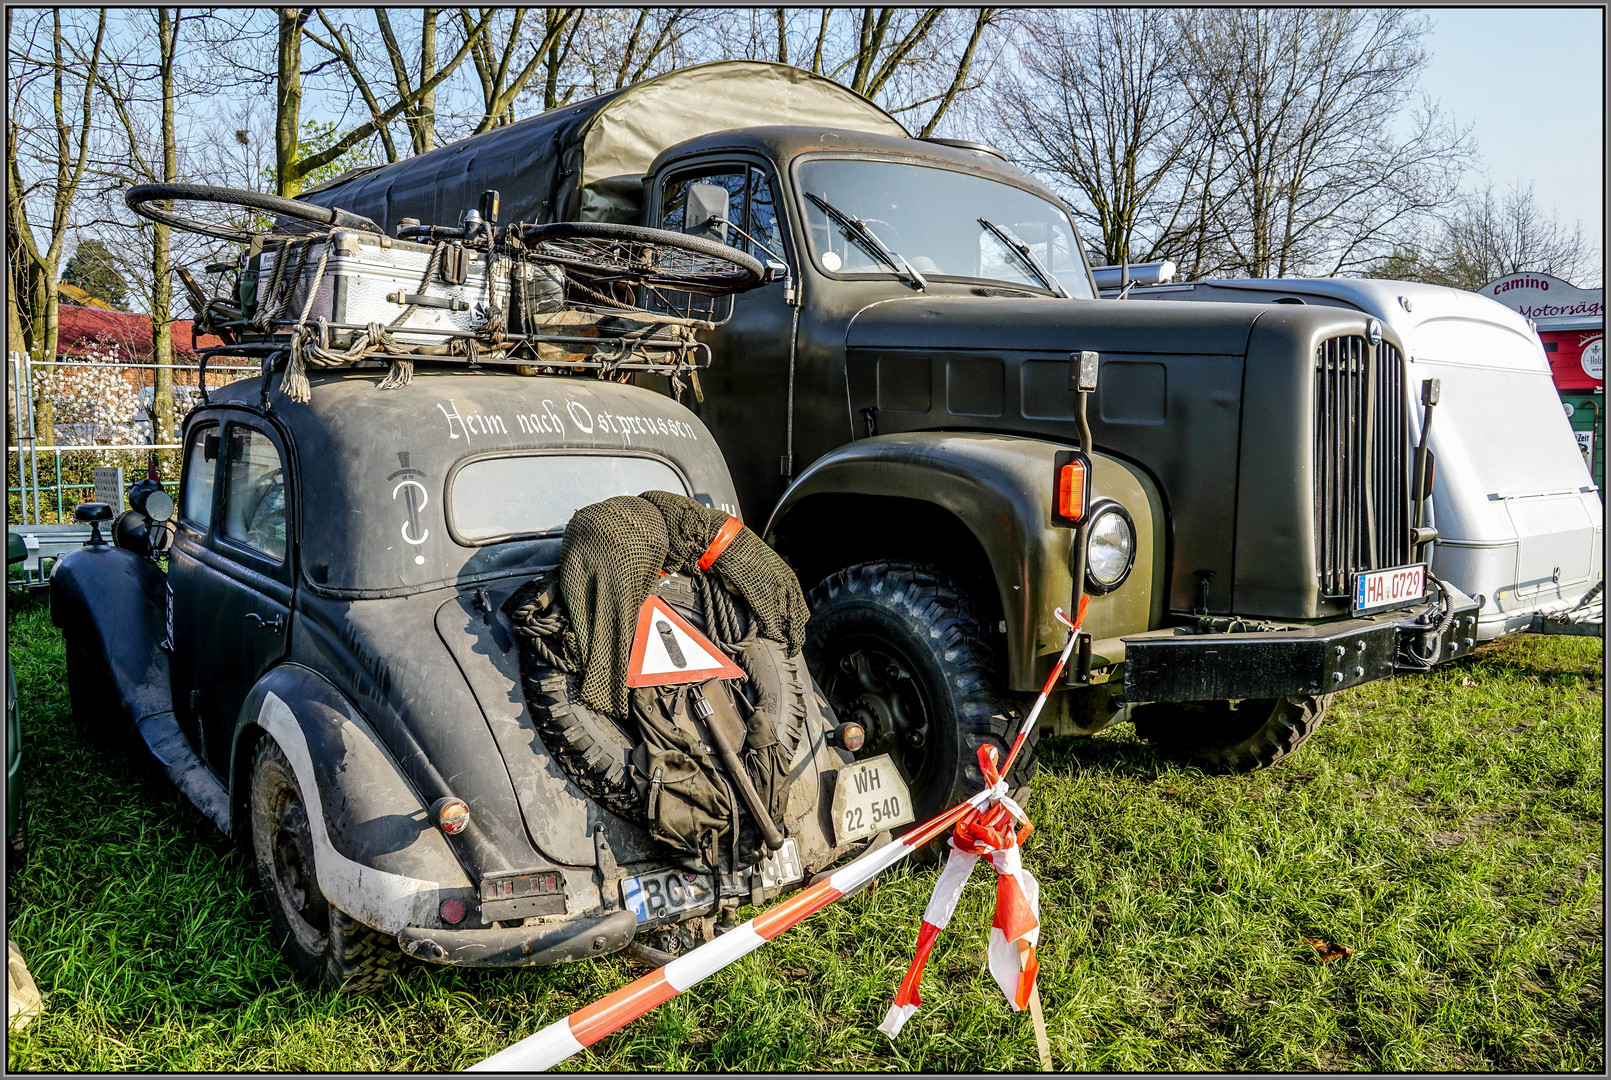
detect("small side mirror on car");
top-left (685, 182), bottom-right (730, 241)
top-left (204, 433), bottom-right (220, 462)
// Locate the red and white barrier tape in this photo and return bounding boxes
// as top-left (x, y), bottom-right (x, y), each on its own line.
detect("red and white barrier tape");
top-left (470, 597), bottom-right (1088, 1072)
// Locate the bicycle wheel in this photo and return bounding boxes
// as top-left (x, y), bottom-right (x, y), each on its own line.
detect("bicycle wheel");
top-left (125, 183), bottom-right (382, 243)
top-left (520, 222), bottom-right (766, 294)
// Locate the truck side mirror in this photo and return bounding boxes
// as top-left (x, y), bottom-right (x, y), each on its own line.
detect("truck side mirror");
top-left (686, 182), bottom-right (730, 241)
top-left (1069, 350), bottom-right (1099, 393)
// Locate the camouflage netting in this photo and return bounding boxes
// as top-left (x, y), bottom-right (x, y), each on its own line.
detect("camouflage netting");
top-left (548, 490), bottom-right (808, 719)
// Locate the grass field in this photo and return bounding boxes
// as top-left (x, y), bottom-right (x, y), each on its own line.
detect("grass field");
top-left (4, 589), bottom-right (1603, 1071)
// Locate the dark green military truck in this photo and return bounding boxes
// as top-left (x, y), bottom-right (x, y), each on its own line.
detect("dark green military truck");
top-left (308, 60), bottom-right (1478, 817)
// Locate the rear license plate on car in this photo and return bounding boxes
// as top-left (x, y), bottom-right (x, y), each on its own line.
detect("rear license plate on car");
top-left (831, 754), bottom-right (915, 845)
top-left (1352, 563), bottom-right (1426, 614)
top-left (623, 838), bottom-right (803, 924)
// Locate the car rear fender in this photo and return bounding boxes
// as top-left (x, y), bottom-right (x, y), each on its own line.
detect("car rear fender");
top-left (234, 665), bottom-right (474, 934)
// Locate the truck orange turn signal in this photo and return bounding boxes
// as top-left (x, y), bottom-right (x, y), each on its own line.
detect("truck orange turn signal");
top-left (1057, 459), bottom-right (1088, 523)
top-left (432, 796), bottom-right (471, 835)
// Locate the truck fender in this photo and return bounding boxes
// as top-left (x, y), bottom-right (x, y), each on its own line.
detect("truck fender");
top-left (235, 665), bottom-right (473, 935)
top-left (765, 432), bottom-right (1165, 692)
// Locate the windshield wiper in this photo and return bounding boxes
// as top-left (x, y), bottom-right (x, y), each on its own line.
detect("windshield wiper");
top-left (804, 192), bottom-right (926, 290)
top-left (978, 217), bottom-right (1069, 298)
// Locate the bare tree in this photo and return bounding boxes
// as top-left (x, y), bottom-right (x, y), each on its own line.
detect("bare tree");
top-left (986, 9), bottom-right (1226, 267)
top-left (1175, 9), bottom-right (1473, 278)
top-left (7, 9), bottom-right (110, 440)
top-left (1368, 181), bottom-right (1596, 290)
top-left (688, 8), bottom-right (1002, 137)
top-left (274, 7), bottom-right (491, 196)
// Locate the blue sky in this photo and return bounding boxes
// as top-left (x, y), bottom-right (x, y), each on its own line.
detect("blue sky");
top-left (1421, 7), bottom-right (1603, 282)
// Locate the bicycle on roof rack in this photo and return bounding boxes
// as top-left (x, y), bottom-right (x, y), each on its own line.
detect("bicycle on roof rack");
top-left (125, 183), bottom-right (771, 403)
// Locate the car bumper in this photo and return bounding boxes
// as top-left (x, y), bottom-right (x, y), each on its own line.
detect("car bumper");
top-left (1121, 589), bottom-right (1481, 703)
top-left (396, 907), bottom-right (638, 968)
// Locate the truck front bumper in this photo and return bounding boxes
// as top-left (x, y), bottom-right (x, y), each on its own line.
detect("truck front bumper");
top-left (1121, 589), bottom-right (1480, 703)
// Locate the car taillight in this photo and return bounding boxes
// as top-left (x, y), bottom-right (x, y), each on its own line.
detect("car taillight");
top-left (1057, 459), bottom-right (1088, 523)
top-left (432, 796), bottom-right (470, 835)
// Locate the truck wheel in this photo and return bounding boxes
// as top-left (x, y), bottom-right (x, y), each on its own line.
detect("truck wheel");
top-left (804, 562), bottom-right (1035, 824)
top-left (248, 739), bottom-right (400, 994)
top-left (1132, 695), bottom-right (1331, 773)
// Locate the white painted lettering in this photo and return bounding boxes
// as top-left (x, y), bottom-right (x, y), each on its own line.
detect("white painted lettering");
top-left (566, 400), bottom-right (594, 432)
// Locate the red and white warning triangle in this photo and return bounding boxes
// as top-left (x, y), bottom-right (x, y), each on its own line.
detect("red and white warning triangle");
top-left (626, 594), bottom-right (744, 687)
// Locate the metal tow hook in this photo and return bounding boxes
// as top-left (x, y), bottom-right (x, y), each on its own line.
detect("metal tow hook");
top-left (245, 612), bottom-right (287, 634)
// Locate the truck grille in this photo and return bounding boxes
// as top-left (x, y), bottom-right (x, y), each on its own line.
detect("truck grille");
top-left (1313, 336), bottom-right (1410, 598)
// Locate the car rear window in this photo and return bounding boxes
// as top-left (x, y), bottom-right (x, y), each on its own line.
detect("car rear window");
top-left (449, 454), bottom-right (689, 544)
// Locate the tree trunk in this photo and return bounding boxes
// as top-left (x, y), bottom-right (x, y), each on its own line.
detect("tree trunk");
top-left (151, 8), bottom-right (178, 454)
top-left (275, 7), bottom-right (309, 197)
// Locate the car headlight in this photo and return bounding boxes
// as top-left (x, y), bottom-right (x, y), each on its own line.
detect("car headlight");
top-left (1085, 503), bottom-right (1135, 594)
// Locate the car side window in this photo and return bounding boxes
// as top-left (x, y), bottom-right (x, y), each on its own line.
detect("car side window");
top-left (661, 164), bottom-right (783, 260)
top-left (220, 425), bottom-right (287, 562)
top-left (181, 424), bottom-right (219, 527)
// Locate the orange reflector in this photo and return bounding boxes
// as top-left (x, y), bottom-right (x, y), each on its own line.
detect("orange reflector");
top-left (433, 797), bottom-right (471, 836)
top-left (1057, 460), bottom-right (1087, 522)
top-left (837, 723), bottom-right (866, 752)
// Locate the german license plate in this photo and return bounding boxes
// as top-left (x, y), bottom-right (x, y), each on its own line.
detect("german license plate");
top-left (622, 838), bottom-right (803, 924)
top-left (831, 754), bottom-right (915, 845)
top-left (1352, 563), bottom-right (1426, 614)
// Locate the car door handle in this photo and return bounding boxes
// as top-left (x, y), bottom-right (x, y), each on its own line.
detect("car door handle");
top-left (245, 612), bottom-right (286, 634)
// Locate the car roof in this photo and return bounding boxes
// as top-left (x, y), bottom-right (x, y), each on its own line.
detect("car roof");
top-left (201, 369), bottom-right (738, 597)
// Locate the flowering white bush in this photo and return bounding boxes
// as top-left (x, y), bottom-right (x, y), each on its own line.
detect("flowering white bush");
top-left (42, 341), bottom-right (145, 446)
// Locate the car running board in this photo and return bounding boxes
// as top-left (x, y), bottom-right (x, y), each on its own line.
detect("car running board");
top-left (137, 711), bottom-right (231, 834)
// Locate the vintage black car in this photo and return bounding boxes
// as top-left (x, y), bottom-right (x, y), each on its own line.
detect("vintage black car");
top-left (50, 369), bottom-right (872, 990)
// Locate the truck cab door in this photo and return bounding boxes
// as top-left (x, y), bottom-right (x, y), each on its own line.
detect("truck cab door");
top-left (168, 415), bottom-right (293, 773)
top-left (652, 159), bottom-right (796, 520)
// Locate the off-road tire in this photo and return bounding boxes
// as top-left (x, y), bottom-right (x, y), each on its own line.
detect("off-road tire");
top-left (248, 738), bottom-right (400, 994)
top-left (804, 562), bottom-right (1037, 825)
top-left (1132, 694), bottom-right (1331, 773)
top-left (526, 581), bottom-right (811, 820)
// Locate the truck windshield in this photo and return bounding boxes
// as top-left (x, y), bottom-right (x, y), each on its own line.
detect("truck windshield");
top-left (796, 158), bottom-right (1093, 298)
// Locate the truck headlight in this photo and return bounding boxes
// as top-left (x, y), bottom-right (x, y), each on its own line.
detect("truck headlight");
top-left (1085, 503), bottom-right (1136, 594)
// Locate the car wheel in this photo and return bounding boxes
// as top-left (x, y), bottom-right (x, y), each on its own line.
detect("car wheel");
top-left (804, 562), bottom-right (1036, 825)
top-left (248, 738), bottom-right (400, 994)
top-left (1132, 694), bottom-right (1331, 772)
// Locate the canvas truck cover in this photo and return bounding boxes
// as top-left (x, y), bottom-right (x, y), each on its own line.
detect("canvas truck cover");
top-left (301, 60), bottom-right (907, 232)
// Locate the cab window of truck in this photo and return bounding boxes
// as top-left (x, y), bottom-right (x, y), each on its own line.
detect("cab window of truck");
top-left (795, 157), bottom-right (1093, 298)
top-left (180, 423), bottom-right (218, 527)
top-left (661, 164), bottom-right (784, 261)
top-left (220, 425), bottom-right (287, 562)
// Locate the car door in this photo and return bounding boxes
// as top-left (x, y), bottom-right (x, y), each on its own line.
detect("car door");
top-left (172, 414), bottom-right (295, 774)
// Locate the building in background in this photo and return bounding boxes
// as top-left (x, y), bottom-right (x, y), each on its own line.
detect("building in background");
top-left (1480, 272), bottom-right (1604, 487)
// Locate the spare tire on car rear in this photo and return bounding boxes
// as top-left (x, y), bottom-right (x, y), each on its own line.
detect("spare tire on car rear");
top-left (507, 573), bottom-right (809, 872)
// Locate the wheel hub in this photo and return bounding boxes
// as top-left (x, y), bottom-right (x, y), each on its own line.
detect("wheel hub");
top-left (831, 645), bottom-right (932, 783)
top-left (272, 799), bottom-right (328, 934)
